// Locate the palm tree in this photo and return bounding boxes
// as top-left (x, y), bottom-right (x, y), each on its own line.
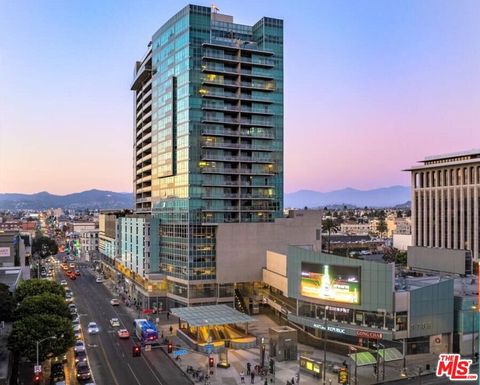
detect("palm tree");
top-left (376, 219), bottom-right (388, 238)
top-left (323, 218), bottom-right (340, 253)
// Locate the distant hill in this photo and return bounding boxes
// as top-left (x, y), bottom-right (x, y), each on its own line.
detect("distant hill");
top-left (0, 189), bottom-right (133, 210)
top-left (285, 186), bottom-right (410, 209)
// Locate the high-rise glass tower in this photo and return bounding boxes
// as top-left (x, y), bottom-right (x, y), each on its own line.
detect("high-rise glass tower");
top-left (132, 5), bottom-right (283, 307)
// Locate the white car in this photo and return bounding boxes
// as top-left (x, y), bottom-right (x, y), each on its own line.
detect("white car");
top-left (74, 340), bottom-right (85, 353)
top-left (110, 318), bottom-right (120, 327)
top-left (60, 280), bottom-right (68, 286)
top-left (87, 322), bottom-right (99, 334)
top-left (95, 277), bottom-right (104, 283)
top-left (117, 329), bottom-right (130, 339)
top-left (74, 324), bottom-right (82, 332)
top-left (110, 299), bottom-right (120, 306)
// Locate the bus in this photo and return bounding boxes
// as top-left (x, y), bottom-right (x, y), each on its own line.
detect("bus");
top-left (133, 319), bottom-right (158, 345)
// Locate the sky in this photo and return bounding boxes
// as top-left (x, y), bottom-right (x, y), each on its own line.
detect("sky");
top-left (0, 0), bottom-right (479, 195)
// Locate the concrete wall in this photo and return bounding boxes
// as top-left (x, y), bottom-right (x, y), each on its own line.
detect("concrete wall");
top-left (408, 246), bottom-right (469, 274)
top-left (216, 210), bottom-right (322, 284)
top-left (408, 279), bottom-right (454, 338)
top-left (393, 234), bottom-right (412, 251)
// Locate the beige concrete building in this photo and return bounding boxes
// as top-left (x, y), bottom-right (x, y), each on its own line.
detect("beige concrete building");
top-left (406, 149), bottom-right (480, 260)
top-left (339, 222), bottom-right (370, 235)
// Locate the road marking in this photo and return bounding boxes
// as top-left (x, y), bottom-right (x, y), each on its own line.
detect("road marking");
top-left (142, 355), bottom-right (164, 385)
top-left (127, 363), bottom-right (142, 385)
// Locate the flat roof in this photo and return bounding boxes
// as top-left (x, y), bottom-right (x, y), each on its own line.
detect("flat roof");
top-left (170, 304), bottom-right (254, 327)
top-left (423, 149), bottom-right (480, 162)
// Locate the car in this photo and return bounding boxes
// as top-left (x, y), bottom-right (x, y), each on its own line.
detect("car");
top-left (74, 330), bottom-right (82, 340)
top-left (69, 263), bottom-right (75, 269)
top-left (117, 329), bottom-right (130, 339)
top-left (50, 361), bottom-right (65, 381)
top-left (60, 280), bottom-right (68, 286)
top-left (65, 296), bottom-right (73, 303)
top-left (69, 274), bottom-right (76, 280)
top-left (68, 303), bottom-right (77, 310)
top-left (70, 308), bottom-right (78, 316)
top-left (53, 353), bottom-right (67, 364)
top-left (95, 277), bottom-right (104, 283)
top-left (75, 269), bottom-right (81, 276)
top-left (87, 322), bottom-right (99, 334)
top-left (110, 298), bottom-right (120, 306)
top-left (74, 324), bottom-right (82, 333)
top-left (72, 315), bottom-right (80, 324)
top-left (74, 340), bottom-right (85, 353)
top-left (74, 350), bottom-right (87, 364)
top-left (110, 318), bottom-right (120, 327)
top-left (53, 381), bottom-right (66, 385)
top-left (76, 362), bottom-right (91, 380)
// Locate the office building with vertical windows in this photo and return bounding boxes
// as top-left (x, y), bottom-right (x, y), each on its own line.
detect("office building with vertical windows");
top-left (130, 5), bottom-right (319, 309)
top-left (406, 149), bottom-right (480, 261)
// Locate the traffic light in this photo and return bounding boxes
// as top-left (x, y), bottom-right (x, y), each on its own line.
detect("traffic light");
top-left (167, 342), bottom-right (173, 353)
top-left (209, 357), bottom-right (214, 368)
top-left (132, 345), bottom-right (141, 357)
top-left (33, 373), bottom-right (42, 384)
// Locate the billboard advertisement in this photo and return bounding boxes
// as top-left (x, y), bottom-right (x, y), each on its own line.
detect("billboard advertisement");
top-left (300, 262), bottom-right (361, 304)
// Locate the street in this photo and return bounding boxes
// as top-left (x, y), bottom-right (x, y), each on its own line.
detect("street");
top-left (57, 259), bottom-right (191, 385)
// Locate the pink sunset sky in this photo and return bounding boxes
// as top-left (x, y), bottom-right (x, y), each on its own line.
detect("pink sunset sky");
top-left (0, 0), bottom-right (479, 195)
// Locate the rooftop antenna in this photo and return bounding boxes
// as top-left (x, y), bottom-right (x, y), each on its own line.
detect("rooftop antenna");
top-left (211, 4), bottom-right (220, 13)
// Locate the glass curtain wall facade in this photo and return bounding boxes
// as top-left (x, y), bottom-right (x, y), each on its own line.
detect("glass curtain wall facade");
top-left (134, 5), bottom-right (284, 307)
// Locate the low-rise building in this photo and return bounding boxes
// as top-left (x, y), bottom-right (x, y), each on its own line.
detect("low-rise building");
top-left (340, 222), bottom-right (370, 236)
top-left (80, 230), bottom-right (99, 261)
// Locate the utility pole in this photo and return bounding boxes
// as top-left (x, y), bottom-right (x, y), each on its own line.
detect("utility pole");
top-left (323, 317), bottom-right (327, 385)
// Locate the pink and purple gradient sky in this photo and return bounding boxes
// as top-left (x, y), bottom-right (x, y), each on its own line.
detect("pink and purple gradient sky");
top-left (0, 0), bottom-right (479, 195)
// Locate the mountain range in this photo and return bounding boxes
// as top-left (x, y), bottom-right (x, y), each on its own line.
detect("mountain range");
top-left (285, 186), bottom-right (410, 208)
top-left (0, 190), bottom-right (133, 210)
top-left (0, 186), bottom-right (411, 211)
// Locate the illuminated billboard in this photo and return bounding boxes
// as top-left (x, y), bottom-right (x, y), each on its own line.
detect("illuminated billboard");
top-left (300, 262), bottom-right (361, 304)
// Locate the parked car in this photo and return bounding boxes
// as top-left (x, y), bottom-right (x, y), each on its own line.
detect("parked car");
top-left (74, 340), bottom-right (85, 353)
top-left (110, 298), bottom-right (120, 306)
top-left (50, 362), bottom-right (65, 380)
top-left (95, 277), bottom-right (104, 283)
top-left (60, 280), bottom-right (68, 286)
top-left (75, 350), bottom-right (87, 363)
top-left (76, 362), bottom-right (91, 380)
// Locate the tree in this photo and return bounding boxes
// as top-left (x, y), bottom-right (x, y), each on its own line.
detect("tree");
top-left (8, 314), bottom-right (75, 362)
top-left (15, 279), bottom-right (65, 303)
top-left (323, 218), bottom-right (340, 253)
top-left (376, 220), bottom-right (388, 238)
top-left (0, 283), bottom-right (16, 322)
top-left (32, 236), bottom-right (58, 258)
top-left (14, 293), bottom-right (72, 321)
top-left (383, 248), bottom-right (407, 266)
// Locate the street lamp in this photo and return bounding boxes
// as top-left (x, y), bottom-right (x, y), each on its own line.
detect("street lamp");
top-left (471, 305), bottom-right (477, 359)
top-left (36, 335), bottom-right (57, 367)
top-left (374, 342), bottom-right (385, 382)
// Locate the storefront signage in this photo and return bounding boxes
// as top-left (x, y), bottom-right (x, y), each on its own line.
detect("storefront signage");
top-left (313, 323), bottom-right (346, 334)
top-left (0, 247), bottom-right (10, 257)
top-left (356, 330), bottom-right (383, 339)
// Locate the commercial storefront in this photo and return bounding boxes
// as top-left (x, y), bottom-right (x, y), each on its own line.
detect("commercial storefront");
top-left (262, 246), bottom-right (454, 355)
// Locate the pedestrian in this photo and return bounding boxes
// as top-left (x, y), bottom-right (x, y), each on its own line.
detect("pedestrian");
top-left (264, 379), bottom-right (268, 385)
top-left (247, 362), bottom-right (251, 375)
top-left (167, 311), bottom-right (170, 320)
top-left (161, 330), bottom-right (164, 339)
top-left (240, 370), bottom-right (245, 383)
top-left (251, 372), bottom-right (255, 384)
top-left (291, 377), bottom-right (295, 384)
top-left (169, 325), bottom-right (173, 334)
top-left (328, 378), bottom-right (332, 385)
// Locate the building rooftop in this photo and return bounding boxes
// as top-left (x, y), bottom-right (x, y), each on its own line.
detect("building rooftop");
top-left (170, 304), bottom-right (254, 327)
